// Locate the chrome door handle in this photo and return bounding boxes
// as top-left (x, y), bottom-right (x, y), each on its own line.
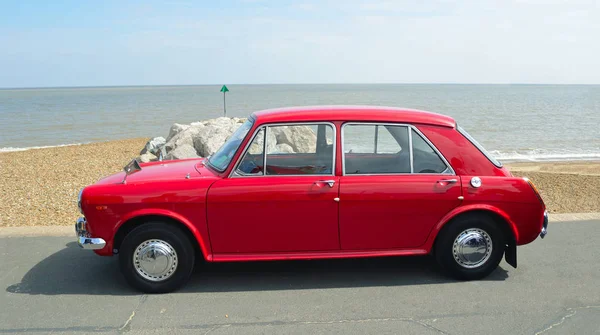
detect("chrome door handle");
top-left (437, 179), bottom-right (458, 184)
top-left (315, 180), bottom-right (336, 188)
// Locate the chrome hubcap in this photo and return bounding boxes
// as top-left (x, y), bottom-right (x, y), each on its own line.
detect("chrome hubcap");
top-left (452, 228), bottom-right (492, 269)
top-left (133, 239), bottom-right (178, 282)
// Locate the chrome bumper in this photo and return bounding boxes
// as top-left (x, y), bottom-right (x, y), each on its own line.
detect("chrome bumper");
top-left (75, 217), bottom-right (106, 250)
top-left (540, 210), bottom-right (548, 239)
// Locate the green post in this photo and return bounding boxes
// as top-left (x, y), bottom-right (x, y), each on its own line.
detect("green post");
top-left (220, 85), bottom-right (229, 116)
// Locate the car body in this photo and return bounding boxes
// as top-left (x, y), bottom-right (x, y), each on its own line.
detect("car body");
top-left (76, 106), bottom-right (548, 292)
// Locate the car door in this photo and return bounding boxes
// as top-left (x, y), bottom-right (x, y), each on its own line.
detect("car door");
top-left (207, 123), bottom-right (340, 253)
top-left (339, 123), bottom-right (462, 250)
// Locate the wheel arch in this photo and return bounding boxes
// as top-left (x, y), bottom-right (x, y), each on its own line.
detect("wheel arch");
top-left (113, 210), bottom-right (212, 261)
top-left (427, 205), bottom-right (519, 252)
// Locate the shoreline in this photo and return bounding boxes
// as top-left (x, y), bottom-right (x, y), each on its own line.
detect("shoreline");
top-left (1, 138), bottom-right (599, 227)
top-left (4, 142), bottom-right (600, 163)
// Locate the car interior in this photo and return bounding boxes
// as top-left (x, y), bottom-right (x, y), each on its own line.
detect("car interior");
top-left (235, 124), bottom-right (448, 176)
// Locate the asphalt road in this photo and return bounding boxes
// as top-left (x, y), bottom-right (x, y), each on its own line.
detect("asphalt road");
top-left (1, 220), bottom-right (599, 335)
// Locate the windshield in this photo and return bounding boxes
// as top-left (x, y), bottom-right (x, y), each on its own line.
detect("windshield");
top-left (457, 125), bottom-right (503, 168)
top-left (207, 119), bottom-right (254, 172)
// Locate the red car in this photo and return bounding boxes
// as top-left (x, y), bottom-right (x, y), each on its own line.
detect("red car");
top-left (76, 106), bottom-right (548, 293)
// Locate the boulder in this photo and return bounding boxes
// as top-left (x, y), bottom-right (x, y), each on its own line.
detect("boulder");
top-left (140, 137), bottom-right (166, 155)
top-left (271, 143), bottom-right (295, 154)
top-left (139, 152), bottom-right (157, 163)
top-left (164, 144), bottom-right (200, 160)
top-left (166, 123), bottom-right (190, 142)
top-left (193, 127), bottom-right (234, 157)
top-left (248, 129), bottom-right (278, 154)
top-left (164, 124), bottom-right (205, 154)
top-left (271, 126), bottom-right (317, 153)
top-left (143, 117), bottom-right (325, 161)
top-left (192, 118), bottom-right (245, 157)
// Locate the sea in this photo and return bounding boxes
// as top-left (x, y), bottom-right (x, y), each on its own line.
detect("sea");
top-left (1, 84), bottom-right (599, 162)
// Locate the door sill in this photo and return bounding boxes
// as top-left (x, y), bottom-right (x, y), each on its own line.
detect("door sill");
top-left (211, 249), bottom-right (429, 262)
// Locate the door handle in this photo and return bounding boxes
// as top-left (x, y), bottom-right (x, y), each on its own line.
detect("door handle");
top-left (437, 178), bottom-right (458, 184)
top-left (315, 180), bottom-right (336, 188)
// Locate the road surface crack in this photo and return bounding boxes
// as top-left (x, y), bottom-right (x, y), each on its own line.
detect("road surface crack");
top-left (412, 319), bottom-right (450, 334)
top-left (203, 324), bottom-right (230, 335)
top-left (119, 294), bottom-right (147, 333)
top-left (160, 316), bottom-right (450, 333)
top-left (535, 305), bottom-right (600, 335)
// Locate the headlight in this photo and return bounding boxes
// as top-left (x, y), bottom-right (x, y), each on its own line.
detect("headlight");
top-left (78, 188), bottom-right (84, 214)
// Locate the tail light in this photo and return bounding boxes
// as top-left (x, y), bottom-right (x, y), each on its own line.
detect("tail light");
top-left (523, 177), bottom-right (545, 209)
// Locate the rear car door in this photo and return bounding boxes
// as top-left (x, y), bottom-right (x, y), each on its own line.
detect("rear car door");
top-left (207, 123), bottom-right (340, 253)
top-left (339, 123), bottom-right (462, 250)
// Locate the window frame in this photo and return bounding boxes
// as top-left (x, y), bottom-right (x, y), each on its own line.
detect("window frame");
top-left (457, 124), bottom-right (503, 168)
top-left (341, 122), bottom-right (455, 176)
top-left (229, 121), bottom-right (337, 178)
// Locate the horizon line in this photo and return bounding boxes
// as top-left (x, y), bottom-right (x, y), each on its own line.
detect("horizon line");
top-left (2, 82), bottom-right (600, 90)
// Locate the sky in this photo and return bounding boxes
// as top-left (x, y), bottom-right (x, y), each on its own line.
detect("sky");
top-left (1, 0), bottom-right (599, 88)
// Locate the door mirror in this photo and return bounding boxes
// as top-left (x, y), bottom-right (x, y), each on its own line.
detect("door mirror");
top-left (122, 158), bottom-right (142, 184)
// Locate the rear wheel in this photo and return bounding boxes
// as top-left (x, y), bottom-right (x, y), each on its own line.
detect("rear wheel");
top-left (119, 222), bottom-right (195, 293)
top-left (435, 214), bottom-right (505, 280)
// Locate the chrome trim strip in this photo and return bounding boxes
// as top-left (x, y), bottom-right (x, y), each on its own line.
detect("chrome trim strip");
top-left (229, 121), bottom-right (337, 178)
top-left (340, 122), bottom-right (455, 176)
top-left (374, 125), bottom-right (379, 154)
top-left (408, 128), bottom-right (414, 173)
top-left (262, 127), bottom-right (267, 173)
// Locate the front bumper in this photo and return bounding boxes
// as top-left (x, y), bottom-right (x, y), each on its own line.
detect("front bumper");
top-left (540, 210), bottom-right (548, 238)
top-left (75, 217), bottom-right (106, 250)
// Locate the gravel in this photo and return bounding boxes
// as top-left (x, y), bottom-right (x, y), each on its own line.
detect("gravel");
top-left (0, 139), bottom-right (148, 227)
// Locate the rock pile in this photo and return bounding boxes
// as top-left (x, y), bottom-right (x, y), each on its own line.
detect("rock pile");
top-left (138, 117), bottom-right (319, 162)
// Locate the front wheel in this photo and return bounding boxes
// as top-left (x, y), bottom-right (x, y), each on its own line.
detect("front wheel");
top-left (119, 222), bottom-right (195, 293)
top-left (434, 214), bottom-right (505, 280)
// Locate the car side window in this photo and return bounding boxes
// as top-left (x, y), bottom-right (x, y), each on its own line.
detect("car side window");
top-left (265, 124), bottom-right (334, 175)
top-left (236, 128), bottom-right (266, 175)
top-left (411, 129), bottom-right (448, 174)
top-left (343, 124), bottom-right (410, 174)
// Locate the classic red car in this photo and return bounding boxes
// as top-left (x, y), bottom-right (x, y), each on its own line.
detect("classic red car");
top-left (76, 106), bottom-right (548, 293)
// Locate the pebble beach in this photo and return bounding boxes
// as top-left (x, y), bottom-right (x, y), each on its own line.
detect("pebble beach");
top-left (1, 139), bottom-right (599, 227)
top-left (0, 138), bottom-right (148, 227)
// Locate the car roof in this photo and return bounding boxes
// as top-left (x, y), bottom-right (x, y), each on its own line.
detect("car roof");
top-left (251, 105), bottom-right (456, 128)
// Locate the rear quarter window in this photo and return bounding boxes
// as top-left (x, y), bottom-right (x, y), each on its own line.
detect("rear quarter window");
top-left (457, 125), bottom-right (502, 168)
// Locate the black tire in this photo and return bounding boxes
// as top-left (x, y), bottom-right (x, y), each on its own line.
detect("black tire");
top-left (119, 222), bottom-right (195, 293)
top-left (434, 213), bottom-right (505, 280)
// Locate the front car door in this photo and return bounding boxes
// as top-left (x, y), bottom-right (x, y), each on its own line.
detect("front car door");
top-left (207, 123), bottom-right (340, 254)
top-left (339, 123), bottom-right (462, 250)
